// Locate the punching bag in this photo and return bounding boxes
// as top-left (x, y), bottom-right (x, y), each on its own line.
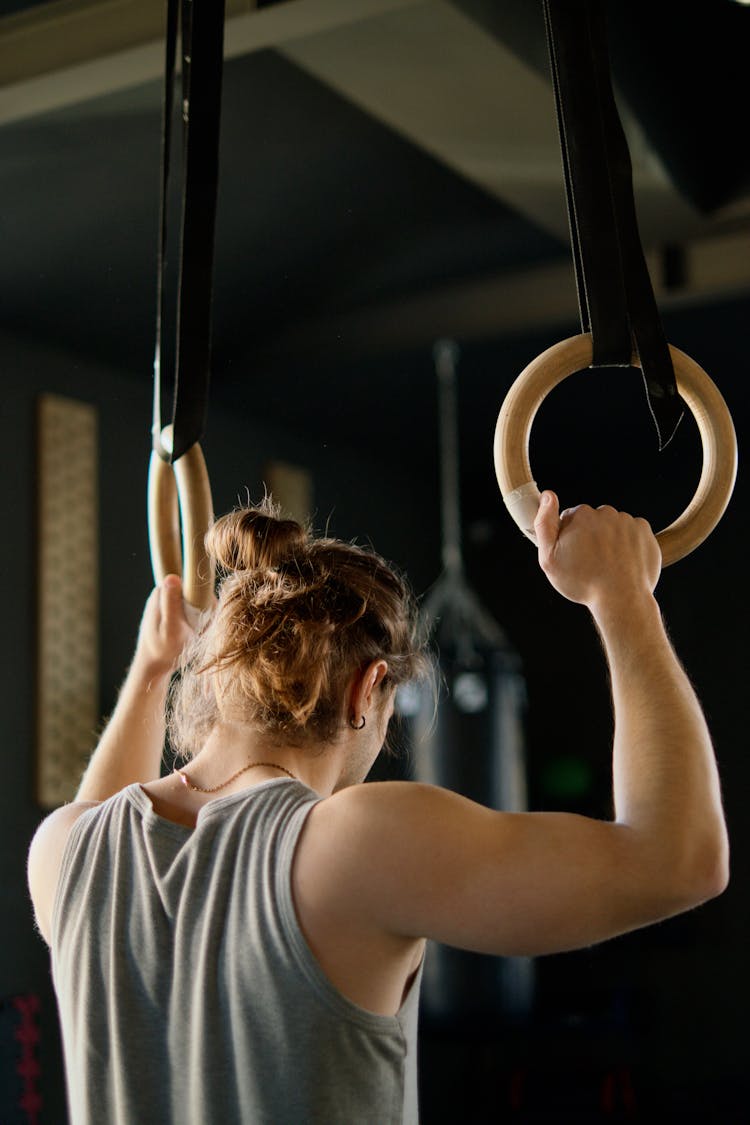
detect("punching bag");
top-left (402, 341), bottom-right (535, 1025)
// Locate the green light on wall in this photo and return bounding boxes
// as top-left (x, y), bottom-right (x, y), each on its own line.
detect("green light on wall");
top-left (541, 755), bottom-right (594, 800)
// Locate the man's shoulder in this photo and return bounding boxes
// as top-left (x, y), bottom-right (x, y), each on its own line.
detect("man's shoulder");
top-left (315, 779), bottom-right (443, 827)
top-left (28, 800), bottom-right (102, 944)
top-left (304, 780), bottom-right (481, 868)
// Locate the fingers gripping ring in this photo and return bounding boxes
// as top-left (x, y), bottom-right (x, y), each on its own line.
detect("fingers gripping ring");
top-left (148, 431), bottom-right (215, 610)
top-left (493, 333), bottom-right (737, 566)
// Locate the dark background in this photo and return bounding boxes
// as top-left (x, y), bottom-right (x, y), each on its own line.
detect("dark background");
top-left (1, 1), bottom-right (748, 1121)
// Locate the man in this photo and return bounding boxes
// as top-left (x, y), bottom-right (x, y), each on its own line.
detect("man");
top-left (28, 493), bottom-right (728, 1123)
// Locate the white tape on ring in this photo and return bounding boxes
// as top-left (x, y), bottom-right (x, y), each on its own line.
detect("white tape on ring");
top-left (504, 480), bottom-right (541, 542)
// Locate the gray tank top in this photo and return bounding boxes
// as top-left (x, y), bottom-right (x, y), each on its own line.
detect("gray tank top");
top-left (51, 779), bottom-right (422, 1124)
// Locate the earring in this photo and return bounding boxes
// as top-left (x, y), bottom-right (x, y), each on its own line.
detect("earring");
top-left (349, 714), bottom-right (366, 730)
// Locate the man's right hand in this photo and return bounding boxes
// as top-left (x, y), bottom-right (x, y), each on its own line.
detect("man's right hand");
top-left (533, 490), bottom-right (662, 612)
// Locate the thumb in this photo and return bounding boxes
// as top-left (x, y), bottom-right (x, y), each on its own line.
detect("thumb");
top-left (534, 490), bottom-right (560, 558)
top-left (162, 573), bottom-right (183, 603)
top-left (161, 574), bottom-right (187, 621)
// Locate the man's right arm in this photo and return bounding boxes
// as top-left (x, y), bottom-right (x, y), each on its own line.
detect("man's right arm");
top-left (534, 491), bottom-right (729, 926)
top-left (301, 494), bottom-right (728, 957)
top-left (594, 581), bottom-right (727, 918)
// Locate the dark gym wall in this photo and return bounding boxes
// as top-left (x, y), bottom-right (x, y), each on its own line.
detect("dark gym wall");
top-left (4, 292), bottom-right (748, 1122)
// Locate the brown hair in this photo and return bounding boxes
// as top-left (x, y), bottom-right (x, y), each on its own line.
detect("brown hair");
top-left (168, 499), bottom-right (428, 757)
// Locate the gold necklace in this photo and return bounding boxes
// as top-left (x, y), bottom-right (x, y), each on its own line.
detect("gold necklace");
top-left (174, 761), bottom-right (297, 794)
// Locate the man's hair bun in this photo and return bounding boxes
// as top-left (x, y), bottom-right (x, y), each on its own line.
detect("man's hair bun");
top-left (206, 500), bottom-right (308, 572)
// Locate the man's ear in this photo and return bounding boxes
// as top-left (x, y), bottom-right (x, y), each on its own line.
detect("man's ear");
top-left (351, 659), bottom-right (389, 716)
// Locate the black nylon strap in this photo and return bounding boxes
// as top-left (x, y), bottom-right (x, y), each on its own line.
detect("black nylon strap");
top-left (152, 0), bottom-right (226, 464)
top-left (543, 0), bottom-right (683, 449)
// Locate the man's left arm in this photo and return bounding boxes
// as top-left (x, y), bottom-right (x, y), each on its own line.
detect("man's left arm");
top-left (29, 575), bottom-right (195, 941)
top-left (76, 574), bottom-right (194, 801)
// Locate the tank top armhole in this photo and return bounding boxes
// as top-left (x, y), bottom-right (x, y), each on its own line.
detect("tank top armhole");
top-left (275, 795), bottom-right (410, 1034)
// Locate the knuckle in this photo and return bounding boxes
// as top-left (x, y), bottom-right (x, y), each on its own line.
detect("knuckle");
top-left (561, 504), bottom-right (587, 520)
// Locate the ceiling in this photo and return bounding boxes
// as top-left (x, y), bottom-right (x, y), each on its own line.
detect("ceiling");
top-left (1, 0), bottom-right (749, 439)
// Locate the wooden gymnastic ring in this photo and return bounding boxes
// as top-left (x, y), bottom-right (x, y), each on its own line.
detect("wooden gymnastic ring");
top-left (147, 435), bottom-right (215, 611)
top-left (493, 333), bottom-right (737, 566)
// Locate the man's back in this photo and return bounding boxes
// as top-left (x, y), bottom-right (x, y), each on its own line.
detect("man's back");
top-left (52, 779), bottom-right (423, 1125)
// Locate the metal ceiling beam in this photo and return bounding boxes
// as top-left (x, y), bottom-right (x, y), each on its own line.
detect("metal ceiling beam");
top-left (0, 0), bottom-right (703, 243)
top-left (0, 0), bottom-right (423, 124)
top-left (0, 0), bottom-right (172, 88)
top-left (280, 0), bottom-right (699, 243)
top-left (3, 0), bottom-right (737, 344)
